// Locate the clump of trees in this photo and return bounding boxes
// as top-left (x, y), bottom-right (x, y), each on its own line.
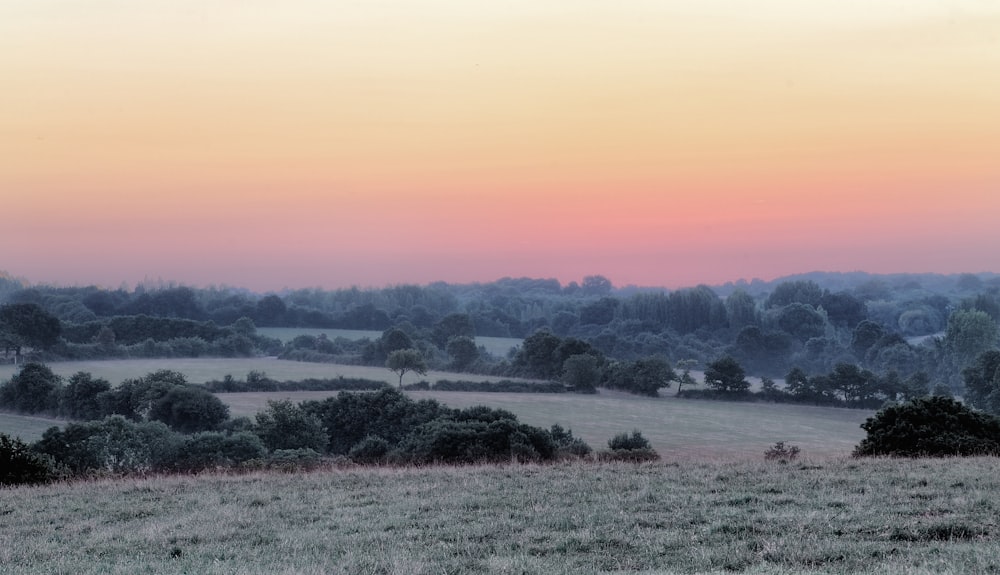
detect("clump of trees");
top-left (853, 396), bottom-right (1000, 457)
top-left (0, 364), bottom-right (229, 433)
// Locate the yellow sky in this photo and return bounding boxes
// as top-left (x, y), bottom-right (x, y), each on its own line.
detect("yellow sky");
top-left (2, 1), bottom-right (999, 289)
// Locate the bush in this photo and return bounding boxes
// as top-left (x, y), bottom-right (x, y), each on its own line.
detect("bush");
top-left (608, 430), bottom-right (651, 451)
top-left (853, 396), bottom-right (1000, 457)
top-left (170, 431), bottom-right (267, 472)
top-left (764, 441), bottom-right (801, 462)
top-left (148, 386), bottom-right (230, 433)
top-left (549, 424), bottom-right (592, 458)
top-left (0, 433), bottom-right (59, 486)
top-left (0, 362), bottom-right (62, 414)
top-left (34, 416), bottom-right (181, 476)
top-left (254, 400), bottom-right (328, 452)
top-left (603, 430), bottom-right (659, 462)
top-left (348, 435), bottom-right (390, 464)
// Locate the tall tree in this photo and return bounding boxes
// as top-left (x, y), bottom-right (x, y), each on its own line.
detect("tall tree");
top-left (0, 303), bottom-right (61, 355)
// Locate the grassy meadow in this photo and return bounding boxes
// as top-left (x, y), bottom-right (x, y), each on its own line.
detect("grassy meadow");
top-left (220, 389), bottom-right (871, 459)
top-left (3, 458), bottom-right (1000, 574)
top-left (0, 358), bottom-right (870, 455)
top-left (256, 327), bottom-right (522, 358)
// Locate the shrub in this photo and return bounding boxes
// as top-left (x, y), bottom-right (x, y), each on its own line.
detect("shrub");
top-left (608, 430), bottom-right (651, 451)
top-left (602, 430), bottom-right (659, 462)
top-left (254, 400), bottom-right (328, 452)
top-left (853, 396), bottom-right (1000, 457)
top-left (549, 424), bottom-right (592, 458)
top-left (34, 416), bottom-right (181, 476)
top-left (148, 386), bottom-right (230, 433)
top-left (764, 441), bottom-right (801, 462)
top-left (170, 432), bottom-right (267, 472)
top-left (348, 435), bottom-right (390, 464)
top-left (0, 362), bottom-right (62, 414)
top-left (0, 433), bottom-right (59, 486)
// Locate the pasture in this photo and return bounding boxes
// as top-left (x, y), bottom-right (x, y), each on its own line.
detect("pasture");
top-left (256, 327), bottom-right (522, 358)
top-left (219, 389), bottom-right (871, 459)
top-left (3, 457), bottom-right (999, 574)
top-left (0, 358), bottom-right (870, 455)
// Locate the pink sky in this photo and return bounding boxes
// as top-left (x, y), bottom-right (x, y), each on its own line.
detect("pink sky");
top-left (2, 1), bottom-right (999, 291)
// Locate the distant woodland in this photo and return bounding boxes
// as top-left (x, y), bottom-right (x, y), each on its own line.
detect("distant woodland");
top-left (2, 271), bottom-right (999, 406)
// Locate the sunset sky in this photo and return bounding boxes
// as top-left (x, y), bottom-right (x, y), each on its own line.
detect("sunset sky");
top-left (3, 1), bottom-right (999, 292)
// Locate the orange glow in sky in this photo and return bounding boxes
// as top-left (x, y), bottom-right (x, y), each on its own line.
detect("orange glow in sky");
top-left (2, 1), bottom-right (999, 291)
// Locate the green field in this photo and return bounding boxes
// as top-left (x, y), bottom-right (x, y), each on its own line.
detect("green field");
top-left (3, 457), bottom-right (999, 574)
top-left (0, 358), bottom-right (869, 455)
top-left (219, 389), bottom-right (871, 459)
top-left (256, 327), bottom-right (522, 358)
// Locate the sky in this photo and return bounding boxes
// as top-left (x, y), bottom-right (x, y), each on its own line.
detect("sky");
top-left (2, 1), bottom-right (999, 292)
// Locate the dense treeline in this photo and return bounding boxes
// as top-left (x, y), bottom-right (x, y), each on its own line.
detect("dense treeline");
top-left (0, 368), bottom-right (597, 485)
top-left (2, 271), bottom-right (999, 397)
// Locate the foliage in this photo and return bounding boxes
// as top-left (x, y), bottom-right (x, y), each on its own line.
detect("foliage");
top-left (386, 348), bottom-right (428, 388)
top-left (603, 357), bottom-right (676, 396)
top-left (33, 416), bottom-right (181, 475)
top-left (254, 400), bottom-right (328, 452)
top-left (147, 385), bottom-right (230, 433)
top-left (962, 350), bottom-right (1000, 415)
top-left (607, 430), bottom-right (651, 451)
top-left (763, 441), bottom-right (800, 462)
top-left (853, 396), bottom-right (1000, 457)
top-left (60, 371), bottom-right (112, 420)
top-left (0, 362), bottom-right (62, 414)
top-left (0, 302), bottom-right (62, 353)
top-left (703, 356), bottom-right (750, 394)
top-left (0, 432), bottom-right (59, 486)
top-left (429, 379), bottom-right (566, 393)
top-left (169, 431), bottom-right (267, 472)
top-left (560, 353), bottom-right (601, 393)
top-left (202, 374), bottom-right (389, 393)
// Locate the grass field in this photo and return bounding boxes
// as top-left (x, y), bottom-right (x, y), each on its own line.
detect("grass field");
top-left (256, 327), bottom-right (522, 358)
top-left (0, 358), bottom-right (870, 456)
top-left (3, 457), bottom-right (999, 574)
top-left (219, 389), bottom-right (871, 459)
top-left (0, 412), bottom-right (63, 442)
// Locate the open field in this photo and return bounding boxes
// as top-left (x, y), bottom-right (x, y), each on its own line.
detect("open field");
top-left (0, 412), bottom-right (63, 442)
top-left (256, 327), bottom-right (522, 358)
top-left (3, 457), bottom-right (1000, 574)
top-left (0, 358), bottom-right (532, 387)
top-left (0, 359), bottom-right (870, 456)
top-left (219, 389), bottom-right (872, 459)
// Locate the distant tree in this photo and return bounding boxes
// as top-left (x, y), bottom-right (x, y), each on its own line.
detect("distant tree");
top-left (725, 289), bottom-right (759, 330)
top-left (255, 295), bottom-right (287, 326)
top-left (765, 280), bottom-right (823, 309)
top-left (148, 385), bottom-right (230, 433)
top-left (561, 354), bottom-right (601, 394)
top-left (604, 357), bottom-right (676, 396)
top-left (703, 356), bottom-right (749, 393)
top-left (432, 313), bottom-right (475, 348)
top-left (945, 310), bottom-right (998, 367)
top-left (851, 320), bottom-right (886, 358)
top-left (0, 303), bottom-right (61, 355)
top-left (60, 371), bottom-right (112, 420)
top-left (446, 336), bottom-right (479, 371)
top-left (962, 350), bottom-right (1000, 416)
top-left (514, 330), bottom-right (564, 379)
top-left (581, 275), bottom-right (613, 296)
top-left (254, 400), bottom-right (328, 452)
top-left (0, 362), bottom-right (61, 414)
top-left (386, 348), bottom-right (428, 388)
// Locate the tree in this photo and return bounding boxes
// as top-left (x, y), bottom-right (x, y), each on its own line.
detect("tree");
top-left (725, 289), bottom-right (758, 330)
top-left (60, 371), bottom-right (111, 420)
top-left (703, 356), bottom-right (749, 393)
top-left (963, 350), bottom-right (1000, 416)
top-left (0, 362), bottom-right (61, 414)
top-left (561, 354), bottom-right (601, 394)
top-left (254, 400), bottom-right (328, 452)
top-left (386, 348), bottom-right (428, 388)
top-left (945, 310), bottom-right (998, 367)
top-left (0, 433), bottom-right (58, 486)
top-left (0, 303), bottom-right (61, 355)
top-left (148, 386), bottom-right (230, 433)
top-left (432, 313), bottom-right (475, 348)
top-left (446, 336), bottom-right (479, 371)
top-left (854, 396), bottom-right (1000, 457)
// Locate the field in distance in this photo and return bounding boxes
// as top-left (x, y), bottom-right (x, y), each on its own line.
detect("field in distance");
top-left (0, 358), bottom-right (870, 454)
top-left (4, 457), bottom-right (999, 574)
top-left (256, 327), bottom-right (522, 358)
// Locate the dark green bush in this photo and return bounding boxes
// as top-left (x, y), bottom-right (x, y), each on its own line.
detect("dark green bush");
top-left (0, 362), bottom-right (62, 414)
top-left (254, 400), bottom-right (328, 452)
top-left (853, 396), bottom-right (1000, 457)
top-left (170, 431), bottom-right (267, 472)
top-left (0, 433), bottom-right (59, 486)
top-left (348, 435), bottom-right (390, 464)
